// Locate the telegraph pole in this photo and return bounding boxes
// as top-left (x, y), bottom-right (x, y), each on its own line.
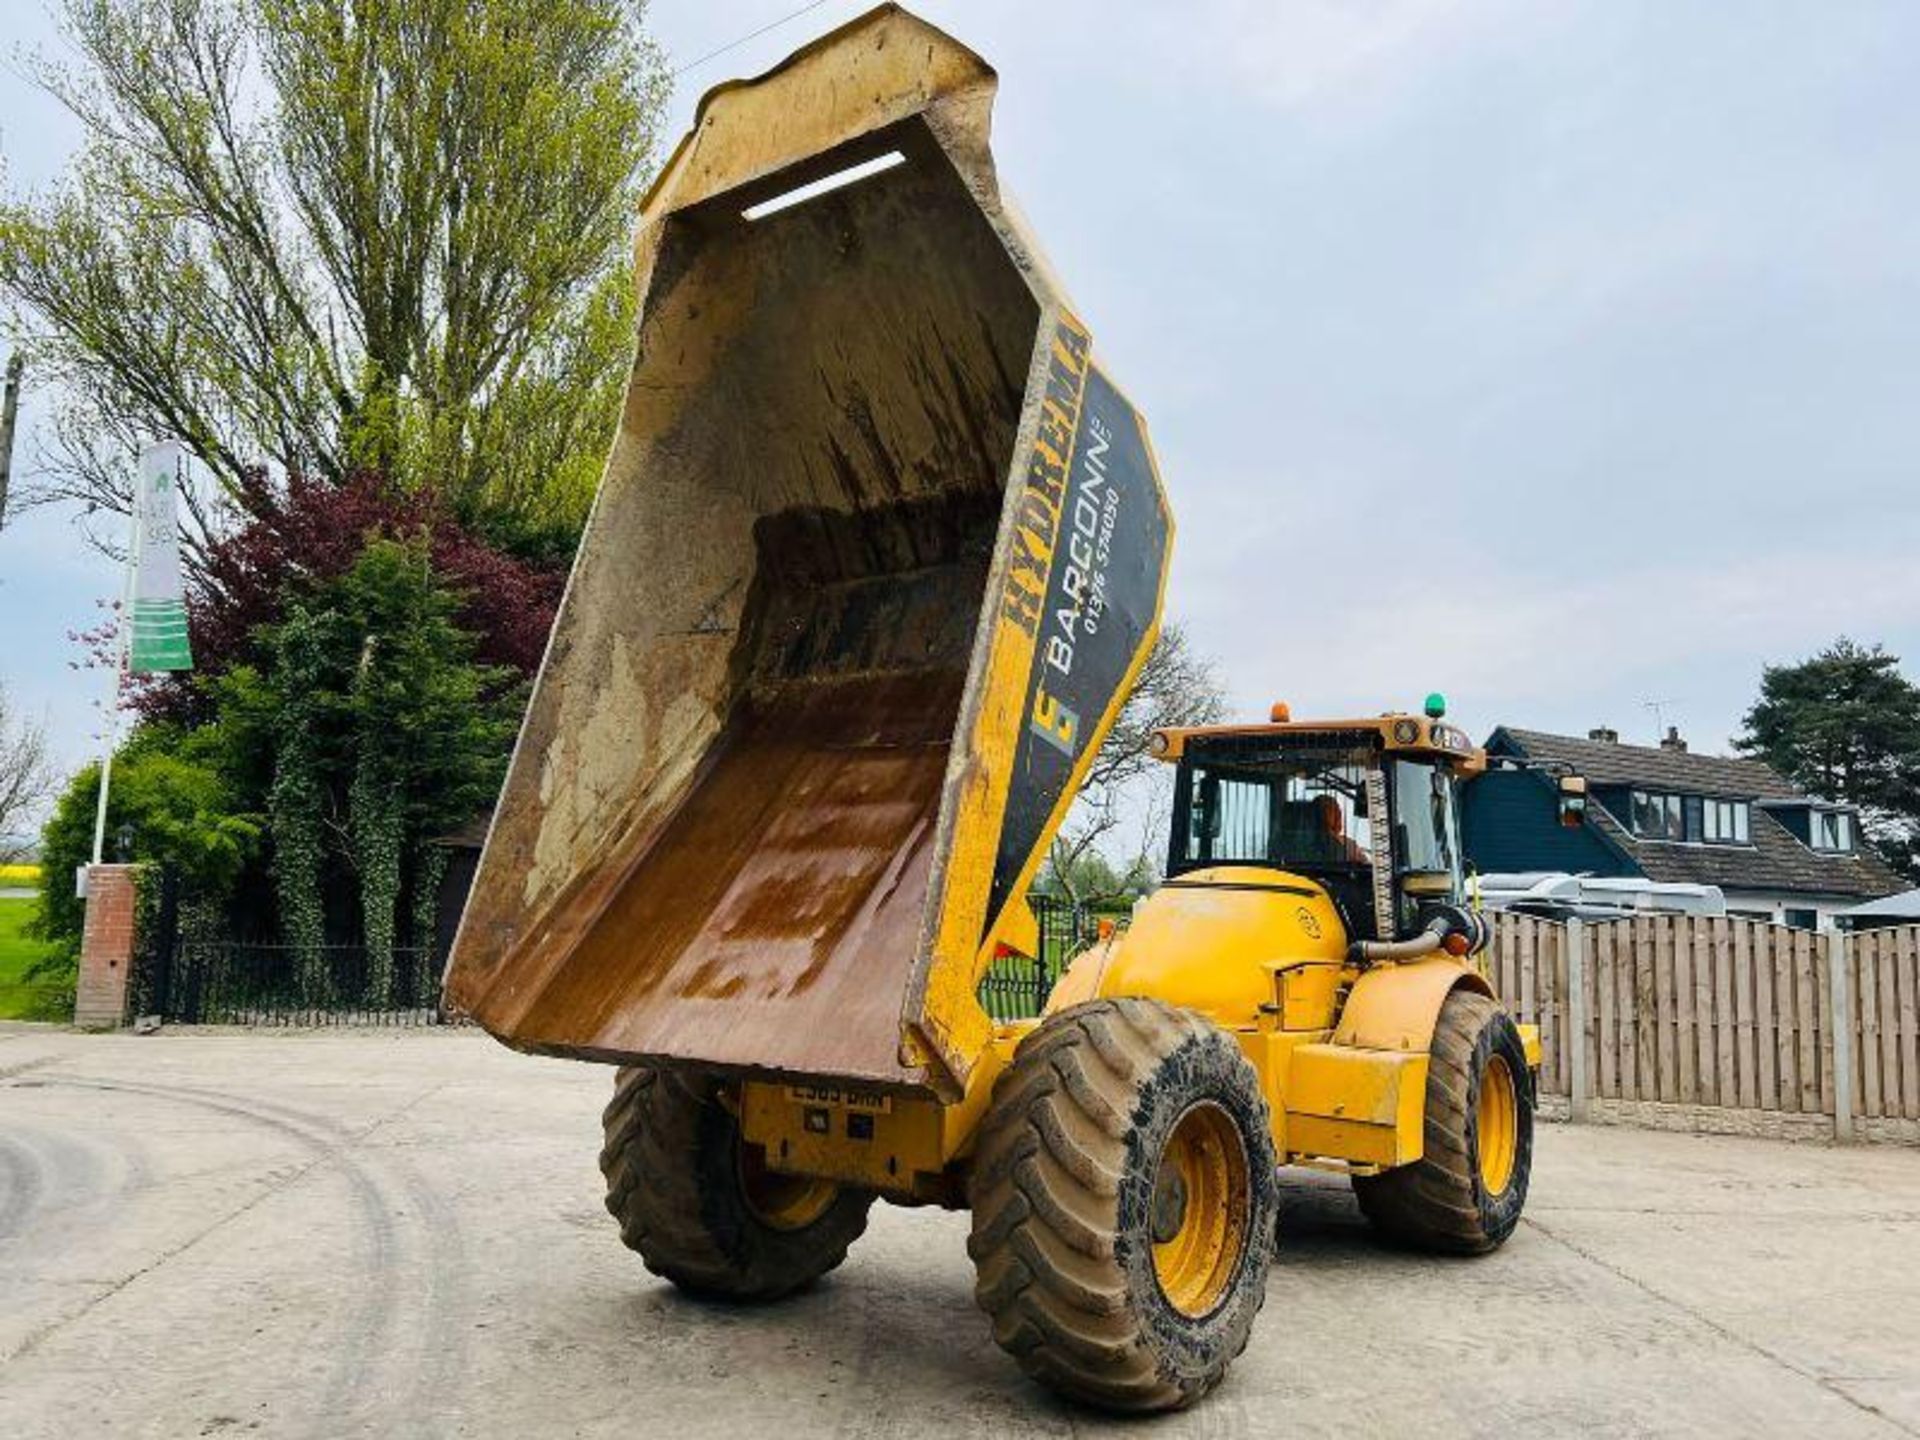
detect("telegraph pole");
top-left (0, 352), bottom-right (22, 529)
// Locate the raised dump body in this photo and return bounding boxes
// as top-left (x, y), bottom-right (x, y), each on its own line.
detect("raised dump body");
top-left (443, 4), bottom-right (1171, 1097)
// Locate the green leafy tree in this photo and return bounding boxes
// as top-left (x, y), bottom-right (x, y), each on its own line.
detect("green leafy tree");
top-left (36, 725), bottom-right (262, 967)
top-left (217, 535), bottom-right (520, 999)
top-left (334, 538), bottom-right (517, 1000)
top-left (1035, 846), bottom-right (1153, 909)
top-left (238, 609), bottom-right (341, 996)
top-left (1737, 638), bottom-right (1920, 881)
top-left (0, 0), bottom-right (668, 555)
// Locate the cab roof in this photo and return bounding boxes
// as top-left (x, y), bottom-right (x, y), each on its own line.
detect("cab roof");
top-left (1153, 713), bottom-right (1487, 776)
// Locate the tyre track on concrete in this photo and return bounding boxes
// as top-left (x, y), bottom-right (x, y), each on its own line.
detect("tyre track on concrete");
top-left (4, 1075), bottom-right (468, 1440)
top-left (53, 1075), bottom-right (471, 1440)
top-left (0, 1075), bottom-right (396, 1383)
top-left (1, 1052), bottom-right (155, 1284)
top-left (0, 1053), bottom-right (66, 1082)
top-left (193, 1082), bottom-right (473, 1439)
top-left (0, 1134), bottom-right (46, 1242)
top-left (0, 1120), bottom-right (149, 1257)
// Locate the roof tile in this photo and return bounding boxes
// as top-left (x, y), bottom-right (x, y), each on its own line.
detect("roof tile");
top-left (1494, 727), bottom-right (1802, 799)
top-left (1493, 727), bottom-right (1905, 900)
top-left (1583, 804), bottom-right (1905, 898)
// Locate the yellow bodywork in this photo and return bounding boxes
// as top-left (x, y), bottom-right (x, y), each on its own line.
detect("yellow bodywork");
top-left (741, 861), bottom-right (1538, 1195)
top-left (1047, 869), bottom-right (1531, 1175)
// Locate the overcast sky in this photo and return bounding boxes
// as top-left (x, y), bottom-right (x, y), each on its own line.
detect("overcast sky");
top-left (4, 0), bottom-right (1918, 789)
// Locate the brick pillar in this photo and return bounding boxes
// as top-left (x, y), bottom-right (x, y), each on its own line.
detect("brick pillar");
top-left (74, 864), bottom-right (138, 1030)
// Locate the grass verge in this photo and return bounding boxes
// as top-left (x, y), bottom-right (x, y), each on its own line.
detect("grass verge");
top-left (0, 894), bottom-right (69, 1021)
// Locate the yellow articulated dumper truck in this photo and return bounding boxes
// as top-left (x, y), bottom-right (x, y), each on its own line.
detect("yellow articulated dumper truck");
top-left (445, 4), bottom-right (1540, 1412)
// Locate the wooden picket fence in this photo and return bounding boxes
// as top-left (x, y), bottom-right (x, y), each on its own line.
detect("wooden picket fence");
top-left (1490, 914), bottom-right (1920, 1142)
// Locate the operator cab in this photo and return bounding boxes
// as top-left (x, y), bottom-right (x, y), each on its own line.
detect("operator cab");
top-left (1156, 698), bottom-right (1484, 945)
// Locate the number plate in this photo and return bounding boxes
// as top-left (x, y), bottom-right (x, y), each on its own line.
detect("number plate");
top-left (784, 1083), bottom-right (893, 1114)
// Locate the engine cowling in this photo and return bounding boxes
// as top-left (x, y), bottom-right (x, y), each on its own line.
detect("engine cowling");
top-left (1046, 866), bottom-right (1349, 1029)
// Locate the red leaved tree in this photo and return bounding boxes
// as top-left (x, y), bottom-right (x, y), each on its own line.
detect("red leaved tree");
top-left (133, 470), bottom-right (566, 725)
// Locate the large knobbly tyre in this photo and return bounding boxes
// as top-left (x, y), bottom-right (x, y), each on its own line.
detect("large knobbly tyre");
top-left (967, 998), bottom-right (1278, 1413)
top-left (600, 1067), bottom-right (873, 1300)
top-left (1353, 988), bottom-right (1533, 1255)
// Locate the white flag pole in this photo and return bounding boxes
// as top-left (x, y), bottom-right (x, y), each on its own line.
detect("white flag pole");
top-left (90, 474), bottom-right (142, 867)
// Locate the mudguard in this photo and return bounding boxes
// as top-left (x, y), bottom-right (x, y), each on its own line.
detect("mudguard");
top-left (1332, 958), bottom-right (1496, 1053)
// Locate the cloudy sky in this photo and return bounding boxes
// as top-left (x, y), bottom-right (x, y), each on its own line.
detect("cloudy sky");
top-left (4, 0), bottom-right (1918, 788)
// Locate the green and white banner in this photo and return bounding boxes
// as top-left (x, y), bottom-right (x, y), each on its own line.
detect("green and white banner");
top-left (129, 440), bottom-right (193, 673)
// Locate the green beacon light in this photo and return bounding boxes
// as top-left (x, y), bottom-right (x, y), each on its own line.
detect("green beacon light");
top-left (1423, 692), bottom-right (1447, 720)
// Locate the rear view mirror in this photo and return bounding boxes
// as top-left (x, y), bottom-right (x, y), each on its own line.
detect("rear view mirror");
top-left (1557, 774), bottom-right (1589, 827)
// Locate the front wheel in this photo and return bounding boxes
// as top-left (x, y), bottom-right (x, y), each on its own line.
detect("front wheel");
top-left (1353, 988), bottom-right (1533, 1253)
top-left (600, 1067), bottom-right (873, 1300)
top-left (967, 998), bottom-right (1279, 1412)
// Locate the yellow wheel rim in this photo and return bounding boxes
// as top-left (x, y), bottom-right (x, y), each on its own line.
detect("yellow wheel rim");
top-left (737, 1141), bottom-right (838, 1231)
top-left (1150, 1102), bottom-right (1251, 1318)
top-left (1477, 1054), bottom-right (1519, 1196)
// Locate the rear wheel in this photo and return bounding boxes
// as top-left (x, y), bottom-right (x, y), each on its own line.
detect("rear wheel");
top-left (1352, 988), bottom-right (1532, 1253)
top-left (600, 1067), bottom-right (873, 1300)
top-left (967, 998), bottom-right (1278, 1412)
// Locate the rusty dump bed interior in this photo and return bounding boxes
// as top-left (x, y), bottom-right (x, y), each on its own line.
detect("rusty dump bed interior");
top-left (444, 6), bottom-right (1171, 1094)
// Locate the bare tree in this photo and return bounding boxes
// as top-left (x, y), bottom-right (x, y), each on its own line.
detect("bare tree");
top-left (1044, 623), bottom-right (1227, 906)
top-left (1, 0), bottom-right (671, 553)
top-left (0, 685), bottom-right (56, 863)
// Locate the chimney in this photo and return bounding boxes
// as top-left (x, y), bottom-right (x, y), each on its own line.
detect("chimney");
top-left (1588, 726), bottom-right (1618, 744)
top-left (1660, 725), bottom-right (1687, 753)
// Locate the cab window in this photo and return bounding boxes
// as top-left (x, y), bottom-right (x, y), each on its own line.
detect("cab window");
top-left (1391, 758), bottom-right (1460, 894)
top-left (1173, 746), bottom-right (1374, 874)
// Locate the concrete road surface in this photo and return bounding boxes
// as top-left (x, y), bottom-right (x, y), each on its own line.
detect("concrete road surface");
top-left (2, 1024), bottom-right (1917, 1439)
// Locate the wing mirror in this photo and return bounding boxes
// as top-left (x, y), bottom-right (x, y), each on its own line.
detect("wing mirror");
top-left (1557, 774), bottom-right (1589, 827)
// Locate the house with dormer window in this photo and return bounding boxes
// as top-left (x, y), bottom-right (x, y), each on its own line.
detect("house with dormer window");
top-left (1460, 724), bottom-right (1905, 931)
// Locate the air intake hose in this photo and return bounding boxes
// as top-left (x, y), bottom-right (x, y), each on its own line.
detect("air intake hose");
top-left (1349, 904), bottom-right (1489, 965)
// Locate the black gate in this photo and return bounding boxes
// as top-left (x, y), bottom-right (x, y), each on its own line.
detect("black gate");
top-left (127, 877), bottom-right (1109, 1028)
top-left (976, 897), bottom-right (1127, 1022)
top-left (129, 873), bottom-right (453, 1027)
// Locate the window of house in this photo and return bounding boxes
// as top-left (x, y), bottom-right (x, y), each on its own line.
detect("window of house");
top-left (1631, 790), bottom-right (1684, 840)
top-left (1810, 810), bottom-right (1853, 852)
top-left (1702, 798), bottom-right (1751, 844)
